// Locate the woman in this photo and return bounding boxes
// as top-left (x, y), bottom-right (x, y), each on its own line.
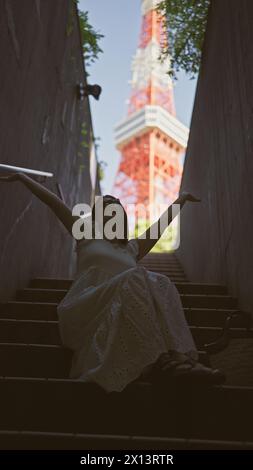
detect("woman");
top-left (0, 172), bottom-right (224, 392)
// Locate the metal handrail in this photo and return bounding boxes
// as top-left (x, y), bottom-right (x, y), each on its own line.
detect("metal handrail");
top-left (0, 164), bottom-right (53, 178)
top-left (203, 310), bottom-right (252, 355)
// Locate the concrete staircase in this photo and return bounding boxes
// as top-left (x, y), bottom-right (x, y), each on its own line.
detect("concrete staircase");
top-left (0, 252), bottom-right (253, 449)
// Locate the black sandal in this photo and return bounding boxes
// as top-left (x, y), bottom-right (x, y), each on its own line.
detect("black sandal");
top-left (149, 351), bottom-right (225, 385)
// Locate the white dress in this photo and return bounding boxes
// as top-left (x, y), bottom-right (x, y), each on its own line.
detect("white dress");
top-left (57, 234), bottom-right (198, 392)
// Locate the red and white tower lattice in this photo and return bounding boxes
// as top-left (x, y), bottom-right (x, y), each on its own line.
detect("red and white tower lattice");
top-left (113, 0), bottom-right (189, 223)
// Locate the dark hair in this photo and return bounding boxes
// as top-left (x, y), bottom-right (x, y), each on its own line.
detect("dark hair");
top-left (91, 195), bottom-right (128, 243)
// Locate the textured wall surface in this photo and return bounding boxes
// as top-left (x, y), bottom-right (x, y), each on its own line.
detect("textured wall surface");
top-left (178, 0), bottom-right (253, 313)
top-left (0, 0), bottom-right (98, 300)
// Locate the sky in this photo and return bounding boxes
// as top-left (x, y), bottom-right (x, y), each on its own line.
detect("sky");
top-left (79, 0), bottom-right (197, 194)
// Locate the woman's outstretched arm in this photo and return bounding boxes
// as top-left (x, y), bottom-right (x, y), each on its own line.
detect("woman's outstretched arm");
top-left (0, 173), bottom-right (77, 235)
top-left (136, 192), bottom-right (200, 260)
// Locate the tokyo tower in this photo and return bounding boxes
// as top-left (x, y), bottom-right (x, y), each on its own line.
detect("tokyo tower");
top-left (113, 0), bottom-right (189, 222)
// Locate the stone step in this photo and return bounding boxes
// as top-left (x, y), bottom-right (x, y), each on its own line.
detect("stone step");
top-left (146, 265), bottom-right (184, 271)
top-left (0, 343), bottom-right (71, 378)
top-left (0, 301), bottom-right (57, 320)
top-left (143, 268), bottom-right (186, 276)
top-left (0, 302), bottom-right (244, 328)
top-left (140, 263), bottom-right (184, 269)
top-left (0, 318), bottom-right (251, 352)
top-left (141, 264), bottom-right (184, 270)
top-left (190, 326), bottom-right (253, 345)
top-left (30, 278), bottom-right (227, 295)
top-left (142, 255), bottom-right (180, 264)
top-left (30, 279), bottom-right (73, 290)
top-left (140, 253), bottom-right (185, 276)
top-left (146, 265), bottom-right (186, 271)
top-left (0, 319), bottom-right (60, 345)
top-left (181, 294), bottom-right (237, 309)
top-left (140, 257), bottom-right (181, 263)
top-left (142, 253), bottom-right (179, 258)
top-left (31, 276), bottom-right (188, 289)
top-left (3, 250), bottom-right (250, 449)
top-left (176, 283), bottom-right (227, 295)
top-left (16, 288), bottom-right (67, 303)
top-left (0, 430), bottom-right (253, 450)
top-left (16, 288), bottom-right (238, 309)
top-left (184, 308), bottom-right (249, 328)
top-left (0, 378), bottom-right (252, 442)
top-left (0, 343), bottom-right (208, 378)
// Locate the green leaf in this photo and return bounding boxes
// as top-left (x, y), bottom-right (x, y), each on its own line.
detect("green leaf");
top-left (76, 3), bottom-right (104, 67)
top-left (157, 0), bottom-right (210, 78)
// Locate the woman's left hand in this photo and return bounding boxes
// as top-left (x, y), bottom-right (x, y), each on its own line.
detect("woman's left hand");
top-left (180, 191), bottom-right (201, 203)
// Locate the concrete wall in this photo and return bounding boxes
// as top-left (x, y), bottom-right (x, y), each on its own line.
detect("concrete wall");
top-left (178, 0), bottom-right (253, 313)
top-left (0, 0), bottom-right (99, 300)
